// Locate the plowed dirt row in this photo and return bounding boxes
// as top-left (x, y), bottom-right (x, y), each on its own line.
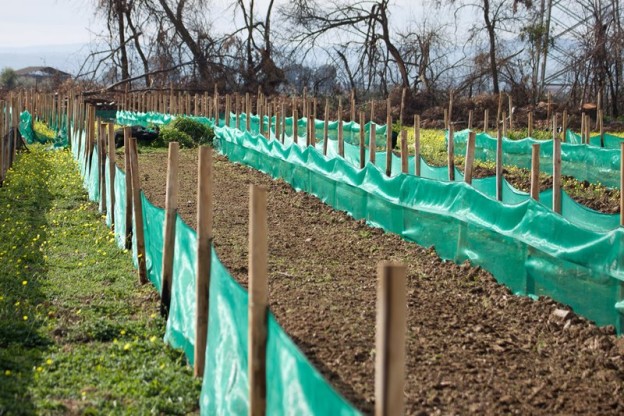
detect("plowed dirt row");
top-left (133, 147), bottom-right (624, 415)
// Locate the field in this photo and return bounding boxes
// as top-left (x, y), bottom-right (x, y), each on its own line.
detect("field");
top-left (128, 145), bottom-right (624, 414)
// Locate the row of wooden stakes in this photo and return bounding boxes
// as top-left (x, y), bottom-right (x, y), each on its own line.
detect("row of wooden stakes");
top-left (84, 115), bottom-right (409, 415)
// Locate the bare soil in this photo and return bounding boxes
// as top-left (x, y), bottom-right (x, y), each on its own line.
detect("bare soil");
top-left (129, 147), bottom-right (624, 415)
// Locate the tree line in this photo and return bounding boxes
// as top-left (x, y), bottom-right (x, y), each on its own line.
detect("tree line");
top-left (34, 1), bottom-right (624, 118)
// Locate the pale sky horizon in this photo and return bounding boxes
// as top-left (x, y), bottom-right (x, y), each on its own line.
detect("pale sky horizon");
top-left (0, 0), bottom-right (434, 48)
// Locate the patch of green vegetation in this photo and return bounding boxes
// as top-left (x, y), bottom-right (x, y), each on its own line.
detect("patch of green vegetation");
top-left (0, 146), bottom-right (200, 415)
top-left (154, 117), bottom-right (214, 148)
top-left (34, 121), bottom-right (56, 142)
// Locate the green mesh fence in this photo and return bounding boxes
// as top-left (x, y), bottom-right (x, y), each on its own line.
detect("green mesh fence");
top-left (116, 111), bottom-right (622, 232)
top-left (567, 130), bottom-right (624, 148)
top-left (452, 129), bottom-right (622, 188)
top-left (214, 125), bottom-right (624, 335)
top-left (72, 116), bottom-right (360, 415)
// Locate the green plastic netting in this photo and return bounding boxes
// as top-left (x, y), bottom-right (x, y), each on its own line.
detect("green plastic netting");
top-left (451, 129), bottom-right (622, 188)
top-left (213, 124), bottom-right (624, 336)
top-left (70, 121), bottom-right (360, 415)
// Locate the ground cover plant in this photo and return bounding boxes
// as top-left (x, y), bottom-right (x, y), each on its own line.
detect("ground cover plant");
top-left (0, 146), bottom-right (200, 415)
top-left (133, 145), bottom-right (624, 415)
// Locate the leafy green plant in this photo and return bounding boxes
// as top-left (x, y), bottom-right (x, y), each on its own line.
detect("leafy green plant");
top-left (171, 117), bottom-right (214, 146)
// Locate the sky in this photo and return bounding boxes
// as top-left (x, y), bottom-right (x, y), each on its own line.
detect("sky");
top-left (0, 0), bottom-right (101, 48)
top-left (0, 0), bottom-right (454, 74)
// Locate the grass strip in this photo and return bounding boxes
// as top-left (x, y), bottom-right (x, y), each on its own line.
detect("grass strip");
top-left (0, 146), bottom-right (200, 415)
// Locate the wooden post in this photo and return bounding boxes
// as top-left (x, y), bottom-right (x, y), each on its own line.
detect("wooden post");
top-left (370, 119), bottom-right (377, 164)
top-left (161, 142), bottom-right (179, 316)
top-left (464, 131), bottom-right (476, 185)
top-left (323, 99), bottom-right (329, 156)
top-left (99, 122), bottom-right (107, 214)
top-left (599, 109), bottom-right (605, 147)
top-left (562, 110), bottom-right (568, 142)
top-left (580, 112), bottom-right (586, 143)
top-left (620, 143), bottom-right (624, 226)
top-left (496, 128), bottom-right (503, 201)
top-left (531, 143), bottom-right (540, 201)
top-left (483, 109), bottom-right (489, 133)
top-left (501, 111), bottom-right (507, 138)
top-left (447, 91), bottom-right (453, 130)
top-left (496, 92), bottom-right (503, 128)
top-left (414, 115), bottom-right (421, 176)
top-left (467, 110), bottom-right (473, 130)
top-left (386, 115), bottom-right (392, 177)
top-left (399, 87), bottom-right (406, 127)
top-left (374, 262), bottom-right (407, 416)
top-left (293, 109), bottom-right (299, 144)
top-left (443, 108), bottom-right (448, 131)
top-left (123, 127), bottom-right (133, 251)
top-left (400, 130), bottom-right (408, 174)
top-left (107, 123), bottom-right (116, 229)
top-left (552, 131), bottom-right (562, 214)
top-left (195, 146), bottom-right (213, 378)
top-left (370, 100), bottom-right (375, 124)
top-left (351, 89), bottom-right (356, 122)
top-left (246, 93), bottom-right (251, 132)
top-left (129, 138), bottom-right (148, 284)
top-left (448, 124), bottom-right (455, 181)
top-left (248, 185), bottom-right (268, 416)
top-left (528, 111), bottom-right (533, 138)
top-left (359, 111), bottom-right (365, 169)
top-left (585, 113), bottom-right (591, 144)
top-left (338, 106), bottom-right (344, 157)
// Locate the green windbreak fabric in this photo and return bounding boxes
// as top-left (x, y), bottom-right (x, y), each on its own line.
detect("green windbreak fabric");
top-left (567, 130), bottom-right (624, 148)
top-left (113, 166), bottom-right (127, 249)
top-left (265, 314), bottom-right (361, 415)
top-left (141, 193), bottom-right (165, 293)
top-left (164, 215), bottom-right (198, 364)
top-left (19, 111), bottom-right (40, 144)
top-left (200, 246), bottom-right (361, 415)
top-left (214, 125), bottom-right (624, 333)
top-left (452, 129), bottom-right (622, 188)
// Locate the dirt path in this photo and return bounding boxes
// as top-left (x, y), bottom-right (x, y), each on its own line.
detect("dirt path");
top-left (132, 147), bottom-right (624, 415)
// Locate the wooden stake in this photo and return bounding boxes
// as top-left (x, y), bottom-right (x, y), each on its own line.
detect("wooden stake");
top-left (161, 142), bottom-right (179, 317)
top-left (323, 99), bottom-right (329, 156)
top-left (386, 115), bottom-right (392, 177)
top-left (338, 107), bottom-right (344, 157)
top-left (293, 109), bottom-right (299, 144)
top-left (124, 128), bottom-right (136, 251)
top-left (483, 109), bottom-right (489, 133)
top-left (107, 123), bottom-right (116, 229)
top-left (464, 131), bottom-right (476, 185)
top-left (531, 143), bottom-right (540, 201)
top-left (400, 130), bottom-right (408, 174)
top-left (443, 108), bottom-right (448, 131)
top-left (369, 120), bottom-right (377, 164)
top-left (194, 146), bottom-right (213, 378)
top-left (468, 110), bottom-right (473, 130)
top-left (414, 115), bottom-right (421, 176)
top-left (447, 91), bottom-right (453, 129)
top-left (562, 110), bottom-right (568, 142)
top-left (599, 109), bottom-right (605, 147)
top-left (129, 138), bottom-right (147, 284)
top-left (580, 112), bottom-right (586, 143)
top-left (248, 185), bottom-right (268, 416)
top-left (350, 89), bottom-right (356, 122)
top-left (496, 128), bottom-right (503, 201)
top-left (99, 122), bottom-right (107, 214)
top-left (528, 111), bottom-right (533, 138)
top-left (448, 124), bottom-right (455, 181)
top-left (374, 262), bottom-right (407, 416)
top-left (501, 111), bottom-right (507, 138)
top-left (552, 130), bottom-right (562, 214)
top-left (359, 111), bottom-right (365, 169)
top-left (497, 92), bottom-right (503, 128)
